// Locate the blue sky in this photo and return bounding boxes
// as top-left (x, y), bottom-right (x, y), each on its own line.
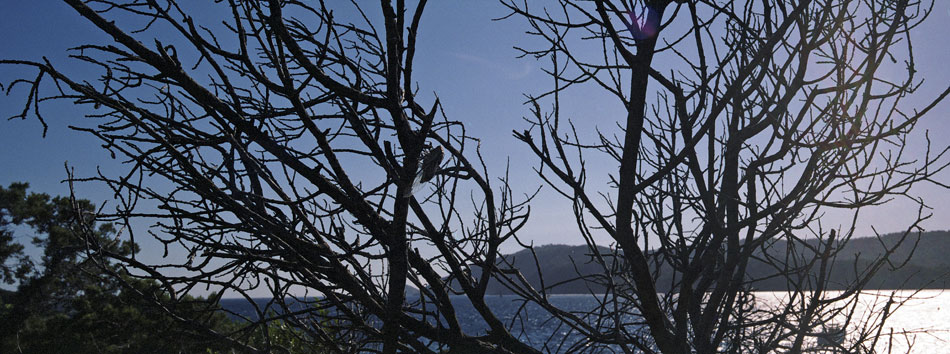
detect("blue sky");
top-left (2, 0), bottom-right (950, 261)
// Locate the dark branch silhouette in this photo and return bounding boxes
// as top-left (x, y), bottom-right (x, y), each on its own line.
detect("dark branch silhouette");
top-left (503, 0), bottom-right (950, 352)
top-left (3, 1), bottom-right (537, 352)
top-left (1, 0), bottom-right (948, 353)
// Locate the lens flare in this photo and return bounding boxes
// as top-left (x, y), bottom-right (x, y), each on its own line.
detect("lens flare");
top-left (626, 7), bottom-right (659, 40)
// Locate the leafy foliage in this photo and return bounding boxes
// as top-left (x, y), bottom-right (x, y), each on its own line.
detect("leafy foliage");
top-left (0, 183), bottom-right (245, 353)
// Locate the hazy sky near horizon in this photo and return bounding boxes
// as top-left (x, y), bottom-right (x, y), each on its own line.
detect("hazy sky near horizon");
top-left (2, 0), bottom-right (950, 262)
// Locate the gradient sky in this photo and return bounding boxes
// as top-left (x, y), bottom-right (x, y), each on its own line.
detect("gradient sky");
top-left (2, 1), bottom-right (950, 264)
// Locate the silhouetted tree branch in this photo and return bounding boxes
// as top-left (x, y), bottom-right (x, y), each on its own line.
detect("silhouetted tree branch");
top-left (504, 0), bottom-right (950, 352)
top-left (3, 1), bottom-right (540, 352)
top-left (3, 0), bottom-right (950, 353)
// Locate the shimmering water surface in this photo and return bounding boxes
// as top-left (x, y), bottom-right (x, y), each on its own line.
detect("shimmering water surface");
top-left (786, 290), bottom-right (950, 353)
top-left (221, 290), bottom-right (950, 352)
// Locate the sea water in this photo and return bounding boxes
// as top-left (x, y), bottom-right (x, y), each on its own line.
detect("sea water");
top-left (220, 290), bottom-right (950, 352)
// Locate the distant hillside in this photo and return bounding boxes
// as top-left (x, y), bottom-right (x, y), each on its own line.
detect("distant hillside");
top-left (473, 231), bottom-right (950, 294)
top-left (482, 244), bottom-right (617, 295)
top-left (750, 231), bottom-right (950, 290)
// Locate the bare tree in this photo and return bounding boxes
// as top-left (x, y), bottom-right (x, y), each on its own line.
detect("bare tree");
top-left (4, 0), bottom-right (950, 353)
top-left (501, 0), bottom-right (950, 352)
top-left (2, 1), bottom-right (542, 353)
